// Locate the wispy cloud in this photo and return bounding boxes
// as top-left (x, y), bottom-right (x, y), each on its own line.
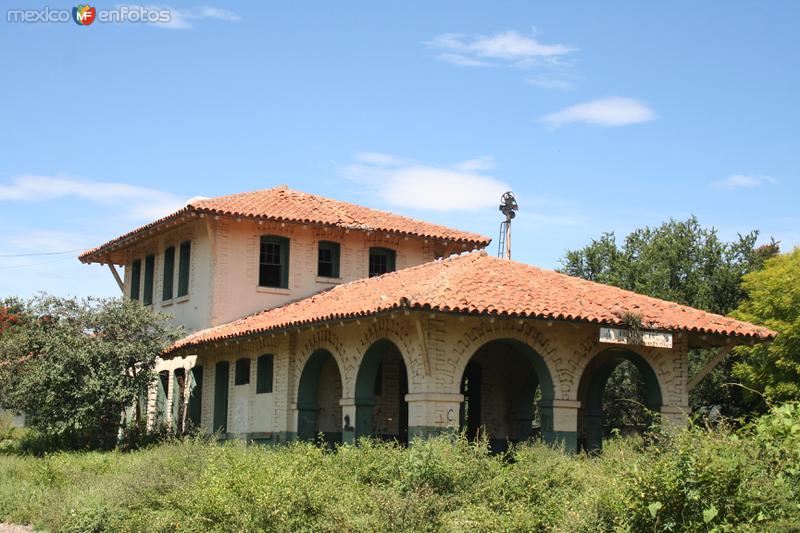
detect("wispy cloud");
top-left (0, 175), bottom-right (187, 220)
top-left (540, 97), bottom-right (656, 128)
top-left (526, 76), bottom-right (575, 91)
top-left (426, 30), bottom-right (574, 69)
top-left (119, 5), bottom-right (241, 29)
top-left (341, 153), bottom-right (509, 211)
top-left (712, 175), bottom-right (777, 190)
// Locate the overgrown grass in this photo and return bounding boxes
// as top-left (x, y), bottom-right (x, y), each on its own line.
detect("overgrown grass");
top-left (1, 404), bottom-right (799, 532)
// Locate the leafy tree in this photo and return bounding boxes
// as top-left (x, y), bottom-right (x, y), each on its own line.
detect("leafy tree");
top-left (731, 248), bottom-right (800, 404)
top-left (561, 217), bottom-right (778, 424)
top-left (0, 295), bottom-right (182, 450)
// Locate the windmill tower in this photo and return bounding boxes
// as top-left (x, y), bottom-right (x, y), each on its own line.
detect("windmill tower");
top-left (497, 191), bottom-right (518, 259)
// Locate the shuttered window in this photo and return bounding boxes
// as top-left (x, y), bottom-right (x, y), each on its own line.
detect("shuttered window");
top-left (162, 246), bottom-right (175, 301)
top-left (235, 358), bottom-right (251, 385)
top-left (177, 240), bottom-right (191, 297)
top-left (143, 254), bottom-right (155, 305)
top-left (187, 365), bottom-right (203, 428)
top-left (213, 361), bottom-right (229, 433)
top-left (130, 259), bottom-right (141, 300)
top-left (259, 235), bottom-right (289, 288)
top-left (256, 354), bottom-right (274, 394)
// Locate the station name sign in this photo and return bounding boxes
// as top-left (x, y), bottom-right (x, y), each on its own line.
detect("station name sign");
top-left (599, 327), bottom-right (673, 349)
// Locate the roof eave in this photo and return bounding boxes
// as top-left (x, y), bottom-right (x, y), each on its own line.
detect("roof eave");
top-left (164, 305), bottom-right (775, 358)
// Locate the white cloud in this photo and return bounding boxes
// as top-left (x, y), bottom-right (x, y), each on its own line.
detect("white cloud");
top-left (119, 5), bottom-right (241, 29)
top-left (342, 153), bottom-right (509, 211)
top-left (540, 97), bottom-right (656, 128)
top-left (426, 30), bottom-right (574, 69)
top-left (526, 76), bottom-right (575, 91)
top-left (712, 175), bottom-right (777, 190)
top-left (0, 175), bottom-right (187, 221)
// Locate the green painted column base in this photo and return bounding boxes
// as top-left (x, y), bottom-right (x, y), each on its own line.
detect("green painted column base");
top-left (408, 426), bottom-right (458, 441)
top-left (547, 431), bottom-right (578, 453)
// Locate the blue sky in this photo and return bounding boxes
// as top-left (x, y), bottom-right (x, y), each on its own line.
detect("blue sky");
top-left (1, 1), bottom-right (797, 298)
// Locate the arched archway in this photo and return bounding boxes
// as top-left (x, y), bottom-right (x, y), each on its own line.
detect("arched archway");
top-left (458, 339), bottom-right (555, 452)
top-left (577, 348), bottom-right (663, 452)
top-left (354, 339), bottom-right (409, 443)
top-left (297, 349), bottom-right (343, 445)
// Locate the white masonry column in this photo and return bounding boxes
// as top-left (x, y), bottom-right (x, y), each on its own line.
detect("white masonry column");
top-left (405, 392), bottom-right (464, 440)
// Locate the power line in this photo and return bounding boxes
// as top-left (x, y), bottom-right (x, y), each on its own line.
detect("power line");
top-left (0, 249), bottom-right (83, 258)
top-left (0, 256), bottom-right (75, 271)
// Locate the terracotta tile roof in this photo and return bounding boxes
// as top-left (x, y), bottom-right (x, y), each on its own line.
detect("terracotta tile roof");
top-left (167, 251), bottom-right (775, 354)
top-left (79, 187), bottom-right (490, 263)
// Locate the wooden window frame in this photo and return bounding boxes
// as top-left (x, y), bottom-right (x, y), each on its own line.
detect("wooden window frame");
top-left (234, 358), bottom-right (251, 386)
top-left (259, 235), bottom-right (290, 289)
top-left (143, 254), bottom-right (155, 306)
top-left (130, 259), bottom-right (142, 300)
top-left (256, 354), bottom-right (274, 394)
top-left (368, 247), bottom-right (396, 278)
top-left (162, 246), bottom-right (175, 301)
top-left (177, 240), bottom-right (191, 297)
top-left (317, 240), bottom-right (341, 278)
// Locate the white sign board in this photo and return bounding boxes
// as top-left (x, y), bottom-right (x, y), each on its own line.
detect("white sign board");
top-left (599, 327), bottom-right (673, 349)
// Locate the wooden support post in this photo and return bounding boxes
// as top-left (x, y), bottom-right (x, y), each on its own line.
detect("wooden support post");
top-left (688, 345), bottom-right (733, 391)
top-left (105, 259), bottom-right (124, 294)
top-left (413, 314), bottom-right (432, 376)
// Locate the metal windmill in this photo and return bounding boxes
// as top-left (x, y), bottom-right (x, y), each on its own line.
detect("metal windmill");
top-left (497, 191), bottom-right (518, 259)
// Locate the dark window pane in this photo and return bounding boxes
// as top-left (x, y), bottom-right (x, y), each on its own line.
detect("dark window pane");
top-left (130, 260), bottom-right (141, 300)
top-left (235, 358), bottom-right (250, 385)
top-left (369, 247), bottom-right (396, 277)
top-left (317, 241), bottom-right (340, 278)
top-left (162, 246), bottom-right (175, 301)
top-left (178, 240), bottom-right (191, 297)
top-left (143, 254), bottom-right (155, 305)
top-left (259, 236), bottom-right (289, 288)
top-left (256, 354), bottom-right (274, 394)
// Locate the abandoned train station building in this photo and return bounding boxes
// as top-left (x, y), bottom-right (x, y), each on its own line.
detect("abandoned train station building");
top-left (79, 186), bottom-right (775, 452)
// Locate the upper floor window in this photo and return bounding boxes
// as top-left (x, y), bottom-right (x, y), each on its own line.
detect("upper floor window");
top-left (162, 246), bottom-right (175, 301)
top-left (317, 241), bottom-right (340, 278)
top-left (235, 358), bottom-right (250, 386)
top-left (143, 254), bottom-right (155, 305)
top-left (259, 235), bottom-right (289, 289)
top-left (178, 240), bottom-right (191, 297)
top-left (369, 247), bottom-right (396, 277)
top-left (130, 259), bottom-right (142, 300)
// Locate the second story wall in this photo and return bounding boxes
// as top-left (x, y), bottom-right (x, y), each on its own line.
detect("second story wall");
top-left (122, 218), bottom-right (213, 334)
top-left (208, 218), bottom-right (437, 327)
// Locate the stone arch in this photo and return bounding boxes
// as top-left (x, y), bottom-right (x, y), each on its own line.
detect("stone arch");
top-left (295, 330), bottom-right (348, 401)
top-left (450, 321), bottom-right (560, 396)
top-left (354, 338), bottom-right (410, 443)
top-left (576, 347), bottom-right (664, 452)
top-left (457, 338), bottom-right (557, 450)
top-left (296, 348), bottom-right (344, 444)
top-left (355, 317), bottom-right (423, 389)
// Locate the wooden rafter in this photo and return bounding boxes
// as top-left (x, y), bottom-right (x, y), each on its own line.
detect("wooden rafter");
top-left (688, 344), bottom-right (733, 391)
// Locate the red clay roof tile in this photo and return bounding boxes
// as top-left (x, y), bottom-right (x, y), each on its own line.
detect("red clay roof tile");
top-left (167, 251), bottom-right (775, 354)
top-left (79, 187), bottom-right (490, 263)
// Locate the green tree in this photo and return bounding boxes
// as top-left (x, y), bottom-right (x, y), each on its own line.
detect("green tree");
top-left (732, 248), bottom-right (800, 404)
top-left (561, 217), bottom-right (778, 424)
top-left (0, 295), bottom-right (182, 450)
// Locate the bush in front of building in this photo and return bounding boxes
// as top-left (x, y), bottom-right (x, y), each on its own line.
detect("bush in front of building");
top-left (1, 402), bottom-right (799, 532)
top-left (0, 295), bottom-right (182, 452)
